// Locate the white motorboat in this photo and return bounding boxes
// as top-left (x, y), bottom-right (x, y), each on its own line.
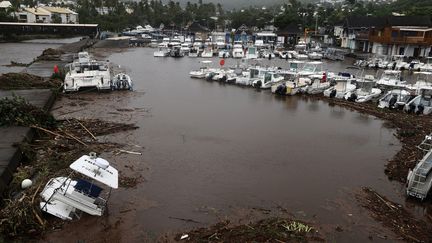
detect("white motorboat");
top-left (218, 49), bottom-right (230, 58)
top-left (189, 60), bottom-right (213, 78)
top-left (154, 43), bottom-right (170, 57)
top-left (235, 67), bottom-right (267, 86)
top-left (376, 70), bottom-right (406, 88)
top-left (294, 40), bottom-right (307, 50)
top-left (387, 55), bottom-right (408, 70)
top-left (306, 73), bottom-right (330, 94)
top-left (323, 78), bottom-right (356, 99)
top-left (260, 49), bottom-right (275, 59)
top-left (345, 75), bottom-right (381, 103)
top-left (112, 73), bottom-right (133, 90)
top-left (40, 153), bottom-right (118, 220)
top-left (404, 88), bottom-right (432, 115)
top-left (188, 47), bottom-right (199, 57)
top-left (272, 77), bottom-right (309, 95)
top-left (63, 52), bottom-right (111, 92)
top-left (232, 44), bottom-right (244, 58)
top-left (406, 72), bottom-right (432, 94)
top-left (406, 149), bottom-right (432, 200)
top-left (180, 39), bottom-right (192, 54)
top-left (291, 51), bottom-right (308, 60)
top-left (308, 51), bottom-right (323, 60)
top-left (252, 71), bottom-right (284, 89)
top-left (201, 47), bottom-right (214, 58)
top-left (279, 51), bottom-right (292, 59)
top-left (420, 57), bottom-right (432, 72)
top-left (169, 45), bottom-right (185, 57)
top-left (378, 89), bottom-right (413, 109)
top-left (245, 46), bottom-right (258, 59)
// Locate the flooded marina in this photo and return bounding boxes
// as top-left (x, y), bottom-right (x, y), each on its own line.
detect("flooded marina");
top-left (40, 48), bottom-right (408, 242)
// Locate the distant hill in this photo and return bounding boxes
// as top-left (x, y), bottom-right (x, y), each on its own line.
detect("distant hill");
top-left (161, 0), bottom-right (315, 10)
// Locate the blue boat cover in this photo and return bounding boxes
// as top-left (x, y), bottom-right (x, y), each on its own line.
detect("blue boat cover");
top-left (74, 179), bottom-right (103, 198)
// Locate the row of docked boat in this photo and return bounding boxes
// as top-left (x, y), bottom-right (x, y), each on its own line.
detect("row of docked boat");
top-left (63, 52), bottom-right (134, 92)
top-left (189, 60), bottom-right (432, 115)
top-left (355, 55), bottom-right (432, 72)
top-left (153, 37), bottom-right (329, 61)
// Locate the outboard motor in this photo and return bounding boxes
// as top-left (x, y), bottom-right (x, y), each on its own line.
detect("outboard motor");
top-left (388, 95), bottom-right (397, 109)
top-left (348, 93), bottom-right (357, 102)
top-left (219, 75), bottom-right (227, 82)
top-left (254, 80), bottom-right (262, 88)
top-left (416, 104), bottom-right (425, 115)
top-left (329, 89), bottom-right (337, 98)
top-left (275, 84), bottom-right (286, 95)
top-left (407, 103), bottom-right (416, 113)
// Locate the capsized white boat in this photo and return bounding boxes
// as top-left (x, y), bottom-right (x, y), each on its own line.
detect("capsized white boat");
top-left (406, 149), bottom-right (432, 200)
top-left (40, 153), bottom-right (118, 220)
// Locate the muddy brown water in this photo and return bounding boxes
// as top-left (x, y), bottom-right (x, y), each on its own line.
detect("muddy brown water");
top-left (43, 48), bottom-right (409, 242)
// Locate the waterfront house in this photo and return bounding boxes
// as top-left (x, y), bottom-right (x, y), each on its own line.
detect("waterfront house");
top-left (17, 7), bottom-right (51, 23)
top-left (40, 7), bottom-right (78, 24)
top-left (234, 24), bottom-right (252, 45)
top-left (340, 16), bottom-right (385, 53)
top-left (187, 22), bottom-right (209, 42)
top-left (16, 6), bottom-right (77, 24)
top-left (276, 24), bottom-right (303, 47)
top-left (369, 16), bottom-right (432, 58)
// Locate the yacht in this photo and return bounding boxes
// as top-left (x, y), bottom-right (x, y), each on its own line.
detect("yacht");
top-left (63, 52), bottom-right (111, 92)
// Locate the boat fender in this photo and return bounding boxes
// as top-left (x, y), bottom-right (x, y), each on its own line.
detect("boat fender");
top-left (329, 89), bottom-right (337, 98)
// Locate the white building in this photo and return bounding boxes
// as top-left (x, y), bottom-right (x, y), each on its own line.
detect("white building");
top-left (17, 7), bottom-right (51, 23)
top-left (16, 6), bottom-right (77, 24)
top-left (41, 7), bottom-right (78, 23)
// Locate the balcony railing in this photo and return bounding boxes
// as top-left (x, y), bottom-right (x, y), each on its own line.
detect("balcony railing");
top-left (369, 35), bottom-right (432, 45)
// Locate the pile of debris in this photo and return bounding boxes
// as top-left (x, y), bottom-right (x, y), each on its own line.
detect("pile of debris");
top-left (358, 187), bottom-right (432, 242)
top-left (0, 100), bottom-right (139, 238)
top-left (36, 48), bottom-right (64, 61)
top-left (0, 73), bottom-right (62, 90)
top-left (174, 218), bottom-right (322, 242)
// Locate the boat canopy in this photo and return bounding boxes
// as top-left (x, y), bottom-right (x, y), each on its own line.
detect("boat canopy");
top-left (70, 155), bottom-right (118, 189)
